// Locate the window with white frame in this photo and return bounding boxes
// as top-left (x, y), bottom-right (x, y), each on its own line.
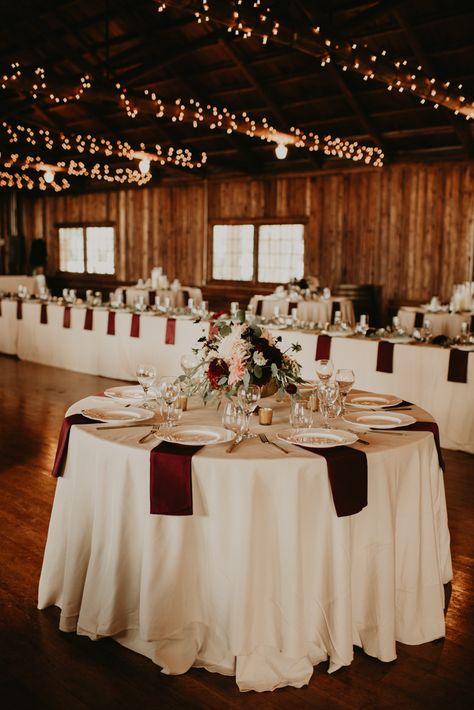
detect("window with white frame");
top-left (211, 222), bottom-right (304, 283)
top-left (58, 225), bottom-right (115, 274)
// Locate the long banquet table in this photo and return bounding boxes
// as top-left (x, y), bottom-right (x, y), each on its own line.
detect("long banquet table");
top-left (38, 395), bottom-right (452, 692)
top-left (1, 299), bottom-right (473, 452)
top-left (397, 306), bottom-right (473, 338)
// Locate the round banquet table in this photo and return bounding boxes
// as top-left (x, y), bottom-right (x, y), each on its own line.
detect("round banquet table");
top-left (38, 394), bottom-right (452, 693)
top-left (121, 286), bottom-right (202, 308)
top-left (248, 295), bottom-right (355, 326)
top-left (397, 306), bottom-right (473, 338)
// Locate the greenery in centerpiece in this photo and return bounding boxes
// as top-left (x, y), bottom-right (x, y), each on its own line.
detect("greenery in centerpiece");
top-left (181, 311), bottom-right (304, 404)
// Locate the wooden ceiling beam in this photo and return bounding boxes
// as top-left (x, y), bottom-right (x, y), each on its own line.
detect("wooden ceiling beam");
top-left (336, 0), bottom-right (411, 34)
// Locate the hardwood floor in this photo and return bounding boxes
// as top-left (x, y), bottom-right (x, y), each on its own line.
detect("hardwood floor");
top-left (0, 354), bottom-right (473, 709)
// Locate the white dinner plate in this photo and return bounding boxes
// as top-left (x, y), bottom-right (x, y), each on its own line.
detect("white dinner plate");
top-left (277, 427), bottom-right (358, 448)
top-left (343, 412), bottom-right (416, 429)
top-left (381, 336), bottom-right (415, 344)
top-left (453, 344), bottom-right (474, 352)
top-left (346, 393), bottom-right (402, 409)
top-left (104, 385), bottom-right (145, 402)
top-left (81, 406), bottom-right (154, 424)
top-left (158, 425), bottom-right (235, 446)
top-left (322, 330), bottom-right (355, 337)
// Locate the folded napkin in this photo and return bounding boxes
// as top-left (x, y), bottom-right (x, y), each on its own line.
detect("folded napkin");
top-left (84, 308), bottom-right (93, 330)
top-left (376, 341), bottom-right (394, 373)
top-left (300, 445), bottom-right (367, 517)
top-left (40, 303), bottom-right (48, 324)
top-left (63, 306), bottom-right (71, 328)
top-left (315, 334), bottom-right (331, 360)
top-left (414, 311), bottom-right (424, 328)
top-left (182, 289), bottom-right (190, 304)
top-left (255, 299), bottom-right (263, 316)
top-left (148, 290), bottom-right (155, 306)
top-left (16, 301), bottom-right (23, 320)
top-left (402, 421), bottom-right (445, 472)
top-left (130, 313), bottom-right (140, 337)
top-left (150, 441), bottom-right (203, 515)
top-left (107, 310), bottom-right (116, 335)
top-left (52, 413), bottom-right (99, 478)
top-left (331, 301), bottom-right (341, 320)
top-left (470, 315), bottom-right (474, 332)
top-left (0, 298), bottom-right (2, 316)
top-left (447, 348), bottom-right (469, 383)
top-left (165, 317), bottom-right (176, 344)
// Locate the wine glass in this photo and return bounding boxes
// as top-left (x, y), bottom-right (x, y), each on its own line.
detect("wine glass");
top-left (318, 382), bottom-right (340, 429)
top-left (221, 400), bottom-right (244, 435)
top-left (136, 363), bottom-right (157, 409)
top-left (335, 368), bottom-right (355, 415)
top-left (315, 359), bottom-right (333, 383)
top-left (157, 376), bottom-right (180, 427)
top-left (236, 384), bottom-right (261, 438)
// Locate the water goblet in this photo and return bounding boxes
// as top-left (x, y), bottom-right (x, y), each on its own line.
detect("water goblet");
top-left (335, 368), bottom-right (355, 415)
top-left (318, 381), bottom-right (340, 429)
top-left (315, 358), bottom-right (334, 383)
top-left (157, 376), bottom-right (181, 427)
top-left (236, 384), bottom-right (261, 438)
top-left (221, 400), bottom-right (244, 435)
top-left (290, 400), bottom-right (313, 430)
top-left (136, 363), bottom-right (157, 409)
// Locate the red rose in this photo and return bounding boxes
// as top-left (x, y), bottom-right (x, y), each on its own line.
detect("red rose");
top-left (207, 358), bottom-right (229, 389)
top-left (285, 383), bottom-right (297, 395)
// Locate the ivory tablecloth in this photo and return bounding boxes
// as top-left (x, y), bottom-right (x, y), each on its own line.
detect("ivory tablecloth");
top-left (38, 396), bottom-right (451, 693)
top-left (397, 307), bottom-right (473, 338)
top-left (122, 286), bottom-right (202, 308)
top-left (248, 295), bottom-right (355, 325)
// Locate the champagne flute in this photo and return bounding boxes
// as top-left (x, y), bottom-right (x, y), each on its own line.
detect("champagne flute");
top-left (136, 364), bottom-right (157, 409)
top-left (157, 376), bottom-right (180, 427)
top-left (315, 358), bottom-right (333, 383)
top-left (335, 368), bottom-right (355, 415)
top-left (236, 384), bottom-right (261, 438)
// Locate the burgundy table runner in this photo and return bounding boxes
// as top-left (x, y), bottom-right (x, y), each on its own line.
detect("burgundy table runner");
top-left (414, 311), bottom-right (424, 328)
top-left (84, 308), bottom-right (93, 331)
top-left (165, 317), bottom-right (176, 344)
top-left (376, 341), bottom-right (394, 373)
top-left (300, 445), bottom-right (368, 517)
top-left (63, 306), bottom-right (71, 328)
top-left (470, 315), bottom-right (474, 332)
top-left (52, 413), bottom-right (99, 478)
top-left (107, 310), bottom-right (116, 335)
top-left (130, 313), bottom-right (140, 337)
top-left (40, 303), bottom-right (48, 324)
top-left (447, 348), bottom-right (469, 383)
top-left (147, 290), bottom-right (155, 306)
top-left (315, 334), bottom-right (331, 360)
top-left (150, 441), bottom-right (203, 515)
top-left (16, 301), bottom-right (23, 320)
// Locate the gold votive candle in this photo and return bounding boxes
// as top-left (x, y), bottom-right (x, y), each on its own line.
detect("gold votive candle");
top-left (178, 395), bottom-right (188, 411)
top-left (259, 407), bottom-right (273, 425)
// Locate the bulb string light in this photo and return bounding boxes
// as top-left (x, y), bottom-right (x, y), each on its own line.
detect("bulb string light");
top-left (0, 169), bottom-right (70, 191)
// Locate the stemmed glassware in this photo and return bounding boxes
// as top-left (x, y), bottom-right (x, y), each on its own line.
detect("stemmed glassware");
top-left (335, 368), bottom-right (355, 415)
top-left (221, 399), bottom-right (244, 435)
top-left (315, 358), bottom-right (334, 383)
top-left (236, 384), bottom-right (261, 438)
top-left (318, 381), bottom-right (340, 429)
top-left (136, 363), bottom-right (157, 409)
top-left (157, 376), bottom-right (181, 428)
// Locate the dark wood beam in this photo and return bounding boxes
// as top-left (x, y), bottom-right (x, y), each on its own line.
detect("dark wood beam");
top-left (336, 0), bottom-right (410, 34)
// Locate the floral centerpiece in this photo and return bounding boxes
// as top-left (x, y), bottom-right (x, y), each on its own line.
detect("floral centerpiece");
top-left (183, 317), bottom-right (304, 404)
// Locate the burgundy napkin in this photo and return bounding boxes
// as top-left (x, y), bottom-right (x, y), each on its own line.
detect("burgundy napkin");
top-left (315, 334), bottom-right (331, 360)
top-left (165, 317), bottom-right (176, 344)
top-left (52, 413), bottom-right (99, 478)
top-left (470, 315), bottom-right (474, 332)
top-left (447, 349), bottom-right (469, 383)
top-left (148, 290), bottom-right (155, 306)
top-left (0, 298), bottom-right (2, 316)
top-left (255, 299), bottom-right (263, 316)
top-left (107, 310), bottom-right (116, 335)
top-left (40, 303), bottom-right (48, 324)
top-left (414, 311), bottom-right (424, 328)
top-left (130, 313), bottom-right (140, 337)
top-left (331, 301), bottom-right (341, 321)
top-left (182, 289), bottom-right (190, 305)
top-left (376, 341), bottom-right (394, 373)
top-left (16, 301), bottom-right (23, 320)
top-left (300, 445), bottom-right (367, 517)
top-left (63, 306), bottom-right (71, 328)
top-left (208, 321), bottom-right (219, 339)
top-left (84, 308), bottom-right (93, 331)
top-left (402, 421), bottom-right (445, 472)
top-left (150, 441), bottom-right (203, 515)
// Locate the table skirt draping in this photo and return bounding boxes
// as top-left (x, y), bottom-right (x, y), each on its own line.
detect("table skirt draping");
top-left (248, 295), bottom-right (355, 326)
top-left (1, 299), bottom-right (473, 453)
top-left (38, 398), bottom-right (451, 693)
top-left (122, 286), bottom-right (202, 308)
top-left (397, 307), bottom-right (473, 338)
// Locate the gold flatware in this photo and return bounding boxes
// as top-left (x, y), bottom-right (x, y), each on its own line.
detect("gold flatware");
top-left (259, 433), bottom-right (289, 454)
top-left (138, 428), bottom-right (159, 444)
top-left (96, 422), bottom-right (159, 430)
top-left (226, 436), bottom-right (243, 453)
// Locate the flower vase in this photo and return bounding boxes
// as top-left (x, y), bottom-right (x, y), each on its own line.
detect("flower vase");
top-left (259, 379), bottom-right (278, 398)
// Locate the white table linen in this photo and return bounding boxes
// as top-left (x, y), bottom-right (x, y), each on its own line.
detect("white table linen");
top-left (1, 300), bottom-right (472, 452)
top-left (397, 307), bottom-right (473, 338)
top-left (38, 396), bottom-right (451, 693)
top-left (249, 295), bottom-right (355, 326)
top-left (122, 286), bottom-right (202, 308)
top-left (0, 274), bottom-right (44, 296)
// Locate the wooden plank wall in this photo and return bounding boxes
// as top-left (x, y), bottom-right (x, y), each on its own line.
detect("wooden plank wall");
top-left (15, 161), bottom-right (474, 307)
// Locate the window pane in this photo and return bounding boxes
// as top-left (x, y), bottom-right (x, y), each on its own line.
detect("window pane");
top-left (58, 227), bottom-right (85, 273)
top-left (86, 227), bottom-right (115, 275)
top-left (212, 224), bottom-right (254, 281)
top-left (257, 224), bottom-right (304, 283)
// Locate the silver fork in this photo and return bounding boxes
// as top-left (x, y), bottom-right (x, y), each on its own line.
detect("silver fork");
top-left (259, 433), bottom-right (289, 454)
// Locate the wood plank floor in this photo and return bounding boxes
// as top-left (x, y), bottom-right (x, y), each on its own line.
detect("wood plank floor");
top-left (0, 355), bottom-right (473, 709)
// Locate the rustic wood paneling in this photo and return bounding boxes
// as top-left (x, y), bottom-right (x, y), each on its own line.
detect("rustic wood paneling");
top-left (11, 160), bottom-right (474, 311)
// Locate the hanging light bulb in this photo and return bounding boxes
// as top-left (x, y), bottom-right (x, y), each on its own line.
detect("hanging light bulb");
top-left (275, 142), bottom-right (288, 159)
top-left (138, 157), bottom-right (151, 174)
top-left (43, 168), bottom-right (54, 183)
